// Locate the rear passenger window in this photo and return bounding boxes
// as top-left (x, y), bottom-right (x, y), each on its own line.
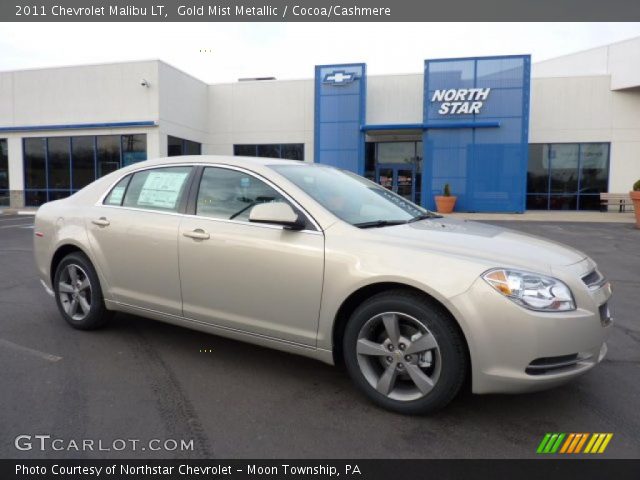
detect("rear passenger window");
top-left (122, 166), bottom-right (192, 212)
top-left (104, 175), bottom-right (131, 206)
top-left (196, 167), bottom-right (288, 222)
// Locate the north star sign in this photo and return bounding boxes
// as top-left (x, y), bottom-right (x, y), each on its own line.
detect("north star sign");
top-left (431, 88), bottom-right (491, 115)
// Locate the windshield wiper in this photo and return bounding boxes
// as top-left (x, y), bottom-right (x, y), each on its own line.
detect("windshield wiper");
top-left (407, 212), bottom-right (443, 223)
top-left (354, 220), bottom-right (408, 229)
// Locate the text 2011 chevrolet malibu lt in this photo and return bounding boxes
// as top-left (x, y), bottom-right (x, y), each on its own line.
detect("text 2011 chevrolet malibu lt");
top-left (34, 156), bottom-right (613, 413)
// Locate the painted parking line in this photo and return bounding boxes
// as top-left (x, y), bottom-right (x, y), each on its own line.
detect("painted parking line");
top-left (0, 338), bottom-right (63, 362)
top-left (0, 222), bottom-right (35, 229)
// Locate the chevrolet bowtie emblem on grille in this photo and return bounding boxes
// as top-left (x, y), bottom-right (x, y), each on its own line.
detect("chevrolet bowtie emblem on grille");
top-left (323, 70), bottom-right (357, 85)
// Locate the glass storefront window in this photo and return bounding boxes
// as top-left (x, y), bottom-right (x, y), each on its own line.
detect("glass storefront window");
top-left (167, 135), bottom-right (201, 157)
top-left (47, 137), bottom-right (71, 190)
top-left (377, 142), bottom-right (416, 165)
top-left (233, 144), bottom-right (304, 161)
top-left (168, 136), bottom-right (183, 156)
top-left (0, 139), bottom-right (8, 207)
top-left (233, 144), bottom-right (256, 157)
top-left (24, 138), bottom-right (47, 189)
top-left (280, 144), bottom-right (303, 161)
top-left (257, 144), bottom-right (280, 158)
top-left (72, 136), bottom-right (95, 190)
top-left (526, 143), bottom-right (549, 194)
top-left (122, 134), bottom-right (147, 166)
top-left (579, 143), bottom-right (609, 193)
top-left (25, 190), bottom-right (47, 206)
top-left (183, 139), bottom-right (201, 155)
top-left (24, 134), bottom-right (147, 206)
top-left (527, 143), bottom-right (609, 211)
top-left (97, 135), bottom-right (121, 177)
top-left (364, 143), bottom-right (376, 181)
top-left (549, 144), bottom-right (579, 193)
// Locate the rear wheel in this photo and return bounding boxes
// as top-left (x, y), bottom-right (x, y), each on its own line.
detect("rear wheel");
top-left (53, 252), bottom-right (112, 330)
top-left (343, 290), bottom-right (467, 414)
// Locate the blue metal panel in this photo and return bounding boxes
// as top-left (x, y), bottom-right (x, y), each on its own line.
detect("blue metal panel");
top-left (423, 55), bottom-right (531, 212)
top-left (361, 121), bottom-right (500, 132)
top-left (314, 63), bottom-right (366, 174)
top-left (0, 121), bottom-right (156, 133)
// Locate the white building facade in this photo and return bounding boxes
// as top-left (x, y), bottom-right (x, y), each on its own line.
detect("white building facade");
top-left (0, 36), bottom-right (638, 210)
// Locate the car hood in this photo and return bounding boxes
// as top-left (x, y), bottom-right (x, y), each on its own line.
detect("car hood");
top-left (365, 217), bottom-right (587, 272)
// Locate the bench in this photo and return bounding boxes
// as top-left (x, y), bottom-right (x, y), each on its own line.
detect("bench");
top-left (600, 193), bottom-right (635, 212)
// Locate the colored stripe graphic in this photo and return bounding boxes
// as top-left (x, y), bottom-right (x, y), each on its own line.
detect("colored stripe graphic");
top-left (536, 434), bottom-right (552, 454)
top-left (584, 433), bottom-right (614, 454)
top-left (559, 433), bottom-right (575, 453)
top-left (537, 433), bottom-right (565, 454)
top-left (550, 433), bottom-right (565, 453)
top-left (574, 433), bottom-right (589, 453)
top-left (537, 433), bottom-right (613, 454)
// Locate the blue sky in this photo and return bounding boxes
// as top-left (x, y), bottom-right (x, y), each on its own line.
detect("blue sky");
top-left (1, 22), bottom-right (639, 82)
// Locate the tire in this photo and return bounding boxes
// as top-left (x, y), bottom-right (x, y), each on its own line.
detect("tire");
top-left (343, 290), bottom-right (467, 414)
top-left (53, 252), bottom-right (113, 330)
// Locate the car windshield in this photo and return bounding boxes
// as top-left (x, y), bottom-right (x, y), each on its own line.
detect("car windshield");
top-left (271, 164), bottom-right (434, 227)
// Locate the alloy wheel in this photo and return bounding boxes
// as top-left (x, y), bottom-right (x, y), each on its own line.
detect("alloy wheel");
top-left (356, 312), bottom-right (441, 402)
top-left (58, 264), bottom-right (92, 321)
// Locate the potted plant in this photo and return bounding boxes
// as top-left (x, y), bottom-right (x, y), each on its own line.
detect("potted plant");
top-left (631, 179), bottom-right (640, 229)
top-left (435, 183), bottom-right (457, 214)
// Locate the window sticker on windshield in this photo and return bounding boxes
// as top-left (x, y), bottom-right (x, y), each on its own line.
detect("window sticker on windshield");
top-left (138, 171), bottom-right (189, 209)
top-left (240, 177), bottom-right (250, 187)
top-left (108, 185), bottom-right (126, 205)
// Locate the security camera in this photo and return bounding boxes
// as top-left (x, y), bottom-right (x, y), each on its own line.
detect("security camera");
top-left (140, 79), bottom-right (150, 88)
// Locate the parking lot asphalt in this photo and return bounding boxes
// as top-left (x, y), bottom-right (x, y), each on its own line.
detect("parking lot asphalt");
top-left (0, 214), bottom-right (638, 459)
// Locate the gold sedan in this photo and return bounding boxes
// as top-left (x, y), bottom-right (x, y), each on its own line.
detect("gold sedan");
top-left (34, 156), bottom-right (612, 413)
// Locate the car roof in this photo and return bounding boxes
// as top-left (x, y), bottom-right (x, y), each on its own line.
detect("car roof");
top-left (132, 155), bottom-right (306, 169)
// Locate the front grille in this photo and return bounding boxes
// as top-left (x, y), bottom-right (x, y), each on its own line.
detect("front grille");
top-left (526, 354), bottom-right (582, 375)
top-left (582, 269), bottom-right (605, 289)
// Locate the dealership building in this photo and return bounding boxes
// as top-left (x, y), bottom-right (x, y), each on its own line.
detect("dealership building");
top-left (0, 36), bottom-right (639, 211)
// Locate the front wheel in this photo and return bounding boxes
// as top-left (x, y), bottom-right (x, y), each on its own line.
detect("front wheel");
top-left (343, 290), bottom-right (467, 414)
top-left (53, 252), bottom-right (112, 330)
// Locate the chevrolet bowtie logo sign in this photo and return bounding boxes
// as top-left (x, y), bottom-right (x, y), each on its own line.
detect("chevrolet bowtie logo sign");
top-left (323, 70), bottom-right (357, 85)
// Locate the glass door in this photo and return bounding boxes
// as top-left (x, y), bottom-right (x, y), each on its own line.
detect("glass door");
top-left (376, 164), bottom-right (416, 203)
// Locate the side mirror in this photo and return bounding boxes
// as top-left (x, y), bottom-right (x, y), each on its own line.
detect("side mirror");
top-left (249, 202), bottom-right (305, 230)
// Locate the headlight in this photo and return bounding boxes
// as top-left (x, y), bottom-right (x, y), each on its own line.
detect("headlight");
top-left (482, 268), bottom-right (576, 312)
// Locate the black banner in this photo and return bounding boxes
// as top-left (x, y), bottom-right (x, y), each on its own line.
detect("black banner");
top-left (3, 0), bottom-right (640, 22)
top-left (3, 459), bottom-right (640, 480)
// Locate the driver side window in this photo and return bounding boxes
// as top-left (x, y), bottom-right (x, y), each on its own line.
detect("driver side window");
top-left (196, 167), bottom-right (288, 222)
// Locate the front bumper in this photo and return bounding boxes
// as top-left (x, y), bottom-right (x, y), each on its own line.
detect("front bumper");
top-left (451, 271), bottom-right (612, 394)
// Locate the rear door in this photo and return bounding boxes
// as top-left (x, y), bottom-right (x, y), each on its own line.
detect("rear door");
top-left (86, 165), bottom-right (194, 316)
top-left (178, 166), bottom-right (325, 346)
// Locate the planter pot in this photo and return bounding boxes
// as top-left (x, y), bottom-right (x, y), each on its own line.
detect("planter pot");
top-left (630, 191), bottom-right (640, 229)
top-left (435, 195), bottom-right (457, 214)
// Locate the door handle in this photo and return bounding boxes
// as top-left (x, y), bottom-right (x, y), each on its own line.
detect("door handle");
top-left (92, 217), bottom-right (110, 227)
top-left (183, 228), bottom-right (210, 240)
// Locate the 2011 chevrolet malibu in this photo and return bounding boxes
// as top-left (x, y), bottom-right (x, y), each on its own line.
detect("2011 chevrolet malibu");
top-left (34, 156), bottom-right (613, 414)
